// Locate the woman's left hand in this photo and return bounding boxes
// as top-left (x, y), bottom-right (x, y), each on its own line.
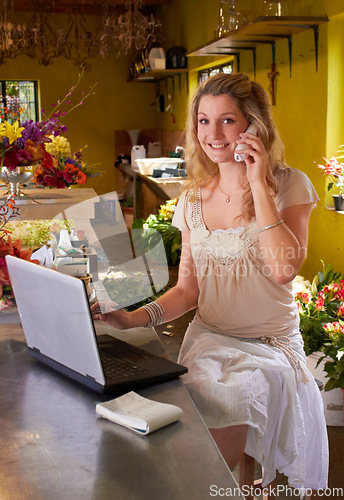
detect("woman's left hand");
top-left (236, 132), bottom-right (269, 186)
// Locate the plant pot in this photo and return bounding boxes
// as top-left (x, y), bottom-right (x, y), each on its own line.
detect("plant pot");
top-left (332, 194), bottom-right (344, 211)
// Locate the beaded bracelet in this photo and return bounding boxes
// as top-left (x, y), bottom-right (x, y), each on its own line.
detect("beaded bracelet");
top-left (258, 219), bottom-right (284, 233)
top-left (142, 302), bottom-right (166, 328)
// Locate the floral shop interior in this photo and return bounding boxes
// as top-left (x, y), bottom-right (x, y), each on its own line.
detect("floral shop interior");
top-left (1, 0), bottom-right (344, 498)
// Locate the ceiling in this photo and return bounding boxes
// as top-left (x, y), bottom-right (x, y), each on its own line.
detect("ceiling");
top-left (12, 0), bottom-right (172, 15)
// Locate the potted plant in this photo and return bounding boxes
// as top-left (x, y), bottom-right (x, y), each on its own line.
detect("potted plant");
top-left (318, 146), bottom-right (344, 211)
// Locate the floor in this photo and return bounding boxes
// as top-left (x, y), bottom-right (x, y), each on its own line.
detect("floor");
top-left (156, 310), bottom-right (344, 498)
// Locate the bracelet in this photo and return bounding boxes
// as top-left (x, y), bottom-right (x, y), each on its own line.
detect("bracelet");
top-left (142, 302), bottom-right (166, 328)
top-left (258, 219), bottom-right (284, 233)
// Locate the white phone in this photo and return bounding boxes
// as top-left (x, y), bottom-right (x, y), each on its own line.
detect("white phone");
top-left (234, 123), bottom-right (258, 162)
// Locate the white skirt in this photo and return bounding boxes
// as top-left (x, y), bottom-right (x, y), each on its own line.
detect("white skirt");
top-left (178, 318), bottom-right (329, 490)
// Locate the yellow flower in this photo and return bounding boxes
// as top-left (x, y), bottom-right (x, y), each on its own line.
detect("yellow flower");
top-left (45, 135), bottom-right (71, 156)
top-left (0, 120), bottom-right (25, 144)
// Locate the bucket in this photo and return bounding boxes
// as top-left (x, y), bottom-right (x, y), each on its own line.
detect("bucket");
top-left (148, 142), bottom-right (162, 158)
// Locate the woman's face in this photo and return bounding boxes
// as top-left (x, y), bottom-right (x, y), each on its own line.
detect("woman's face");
top-left (197, 94), bottom-right (249, 166)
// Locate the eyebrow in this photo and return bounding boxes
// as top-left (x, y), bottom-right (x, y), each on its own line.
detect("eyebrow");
top-left (197, 111), bottom-right (237, 117)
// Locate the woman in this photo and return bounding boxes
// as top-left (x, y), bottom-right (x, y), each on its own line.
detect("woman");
top-left (92, 73), bottom-right (328, 490)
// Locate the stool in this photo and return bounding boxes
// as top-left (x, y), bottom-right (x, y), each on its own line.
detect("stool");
top-left (239, 453), bottom-right (274, 500)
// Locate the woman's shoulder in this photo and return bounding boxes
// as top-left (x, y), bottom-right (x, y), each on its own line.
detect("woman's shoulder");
top-left (273, 165), bottom-right (319, 210)
top-left (274, 165), bottom-right (312, 185)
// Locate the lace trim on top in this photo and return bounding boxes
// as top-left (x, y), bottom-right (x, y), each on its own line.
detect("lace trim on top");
top-left (190, 188), bottom-right (259, 268)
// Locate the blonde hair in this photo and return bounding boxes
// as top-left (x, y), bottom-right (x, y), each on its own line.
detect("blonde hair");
top-left (184, 72), bottom-right (288, 220)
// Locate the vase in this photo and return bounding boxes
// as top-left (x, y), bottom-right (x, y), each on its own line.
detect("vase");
top-left (0, 166), bottom-right (35, 197)
top-left (332, 194), bottom-right (344, 212)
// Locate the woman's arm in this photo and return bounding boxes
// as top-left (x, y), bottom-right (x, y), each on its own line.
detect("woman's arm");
top-left (251, 179), bottom-right (313, 284)
top-left (237, 131), bottom-right (313, 284)
top-left (91, 230), bottom-right (199, 329)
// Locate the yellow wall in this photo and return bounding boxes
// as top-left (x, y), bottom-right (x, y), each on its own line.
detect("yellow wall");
top-left (0, 14), bottom-right (157, 195)
top-left (2, 1), bottom-right (344, 278)
top-left (156, 0), bottom-right (344, 280)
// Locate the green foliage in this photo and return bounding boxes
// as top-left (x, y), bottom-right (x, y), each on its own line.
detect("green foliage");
top-left (318, 333), bottom-right (344, 391)
top-left (5, 219), bottom-right (73, 248)
top-left (132, 213), bottom-right (181, 266)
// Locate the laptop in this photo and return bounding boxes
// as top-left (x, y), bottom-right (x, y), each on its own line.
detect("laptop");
top-left (6, 255), bottom-right (187, 394)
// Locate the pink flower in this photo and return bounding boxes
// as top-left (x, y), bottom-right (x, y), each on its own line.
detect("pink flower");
top-left (334, 289), bottom-right (344, 301)
top-left (337, 305), bottom-right (344, 317)
top-left (317, 291), bottom-right (325, 300)
top-left (323, 322), bottom-right (341, 333)
top-left (295, 291), bottom-right (312, 304)
top-left (315, 298), bottom-right (325, 311)
top-left (323, 322), bottom-right (344, 335)
top-left (324, 283), bottom-right (340, 293)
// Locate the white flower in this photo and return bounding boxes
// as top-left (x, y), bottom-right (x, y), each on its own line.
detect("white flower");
top-left (292, 275), bottom-right (312, 295)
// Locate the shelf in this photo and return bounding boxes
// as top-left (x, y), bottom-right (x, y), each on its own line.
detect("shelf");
top-left (187, 16), bottom-right (329, 75)
top-left (131, 68), bottom-right (188, 82)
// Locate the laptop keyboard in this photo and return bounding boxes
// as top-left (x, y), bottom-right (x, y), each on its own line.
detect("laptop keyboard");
top-left (100, 351), bottom-right (149, 380)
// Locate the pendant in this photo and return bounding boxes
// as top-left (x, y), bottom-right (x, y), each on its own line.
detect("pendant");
top-left (226, 197), bottom-right (230, 203)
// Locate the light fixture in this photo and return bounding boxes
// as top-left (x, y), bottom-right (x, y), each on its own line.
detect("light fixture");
top-left (0, 0), bottom-right (163, 67)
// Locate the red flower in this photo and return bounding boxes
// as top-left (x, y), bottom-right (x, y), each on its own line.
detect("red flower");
top-left (76, 169), bottom-right (87, 184)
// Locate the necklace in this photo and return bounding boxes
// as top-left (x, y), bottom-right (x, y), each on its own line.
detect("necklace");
top-left (217, 182), bottom-right (242, 203)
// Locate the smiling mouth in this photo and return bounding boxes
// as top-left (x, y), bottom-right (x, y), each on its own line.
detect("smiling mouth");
top-left (209, 143), bottom-right (229, 149)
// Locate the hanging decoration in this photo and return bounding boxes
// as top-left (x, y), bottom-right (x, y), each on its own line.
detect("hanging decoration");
top-left (0, 0), bottom-right (163, 67)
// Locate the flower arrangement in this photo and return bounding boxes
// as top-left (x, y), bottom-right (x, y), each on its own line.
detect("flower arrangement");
top-left (293, 262), bottom-right (344, 390)
top-left (318, 145), bottom-right (344, 196)
top-left (32, 138), bottom-right (99, 188)
top-left (0, 71), bottom-right (97, 188)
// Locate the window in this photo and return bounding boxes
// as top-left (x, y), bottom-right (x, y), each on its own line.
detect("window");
top-left (198, 62), bottom-right (233, 84)
top-left (0, 80), bottom-right (39, 123)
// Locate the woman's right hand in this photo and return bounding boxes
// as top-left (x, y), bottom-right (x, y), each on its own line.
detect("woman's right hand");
top-left (91, 301), bottom-right (131, 329)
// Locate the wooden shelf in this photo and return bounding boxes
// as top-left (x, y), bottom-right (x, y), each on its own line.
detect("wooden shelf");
top-left (187, 16), bottom-right (329, 75)
top-left (130, 68), bottom-right (188, 82)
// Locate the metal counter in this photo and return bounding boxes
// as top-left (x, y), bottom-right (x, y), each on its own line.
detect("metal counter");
top-left (0, 323), bottom-right (242, 500)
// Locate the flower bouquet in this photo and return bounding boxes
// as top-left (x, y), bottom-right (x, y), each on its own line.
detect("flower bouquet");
top-left (318, 146), bottom-right (344, 210)
top-left (294, 263), bottom-right (344, 356)
top-left (32, 138), bottom-right (99, 189)
top-left (0, 71), bottom-right (97, 194)
top-left (294, 262), bottom-right (344, 390)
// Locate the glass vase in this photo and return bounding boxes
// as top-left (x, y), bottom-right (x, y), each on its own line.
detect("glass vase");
top-left (262, 0), bottom-right (289, 16)
top-left (215, 0), bottom-right (247, 38)
top-left (0, 166), bottom-right (35, 197)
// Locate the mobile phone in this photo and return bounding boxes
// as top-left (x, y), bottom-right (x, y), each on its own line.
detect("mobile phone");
top-left (234, 123), bottom-right (258, 162)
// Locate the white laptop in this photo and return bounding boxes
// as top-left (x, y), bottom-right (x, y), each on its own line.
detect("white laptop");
top-left (6, 255), bottom-right (187, 394)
